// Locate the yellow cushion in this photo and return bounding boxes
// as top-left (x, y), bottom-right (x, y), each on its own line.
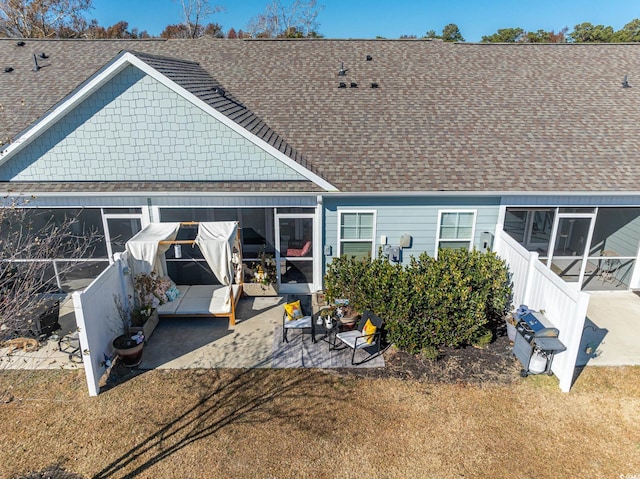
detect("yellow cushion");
top-left (362, 318), bottom-right (377, 344)
top-left (284, 300), bottom-right (304, 321)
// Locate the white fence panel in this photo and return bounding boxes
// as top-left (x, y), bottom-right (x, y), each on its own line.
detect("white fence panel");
top-left (74, 253), bottom-right (130, 396)
top-left (495, 230), bottom-right (589, 392)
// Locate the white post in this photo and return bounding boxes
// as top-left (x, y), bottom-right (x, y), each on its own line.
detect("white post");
top-left (314, 195), bottom-right (324, 292)
top-left (73, 290), bottom-right (99, 397)
top-left (522, 251), bottom-right (539, 306)
top-left (557, 292), bottom-right (589, 392)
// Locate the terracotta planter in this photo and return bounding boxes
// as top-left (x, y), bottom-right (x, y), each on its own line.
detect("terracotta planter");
top-left (129, 310), bottom-right (159, 341)
top-left (339, 314), bottom-right (360, 331)
top-left (243, 282), bottom-right (279, 297)
top-left (112, 334), bottom-right (144, 367)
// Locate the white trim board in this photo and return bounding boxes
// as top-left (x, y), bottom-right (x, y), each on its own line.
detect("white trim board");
top-left (0, 51), bottom-right (337, 192)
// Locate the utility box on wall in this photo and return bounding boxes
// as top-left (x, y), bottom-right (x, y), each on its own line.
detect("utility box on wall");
top-left (480, 232), bottom-right (494, 253)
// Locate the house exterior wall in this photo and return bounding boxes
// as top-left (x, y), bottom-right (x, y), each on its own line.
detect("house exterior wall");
top-left (501, 195), bottom-right (640, 207)
top-left (592, 210), bottom-right (640, 257)
top-left (322, 196), bottom-right (501, 269)
top-left (0, 65), bottom-right (306, 183)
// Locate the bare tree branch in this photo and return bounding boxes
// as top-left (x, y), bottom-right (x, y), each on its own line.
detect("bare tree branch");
top-left (0, 0), bottom-right (93, 38)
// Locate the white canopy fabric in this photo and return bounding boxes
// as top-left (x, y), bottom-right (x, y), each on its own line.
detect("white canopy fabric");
top-left (195, 221), bottom-right (238, 286)
top-left (126, 223), bottom-right (180, 277)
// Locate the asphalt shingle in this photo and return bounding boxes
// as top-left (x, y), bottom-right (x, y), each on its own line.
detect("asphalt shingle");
top-left (1, 37), bottom-right (640, 194)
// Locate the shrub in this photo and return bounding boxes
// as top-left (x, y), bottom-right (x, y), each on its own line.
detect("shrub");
top-left (324, 248), bottom-right (512, 354)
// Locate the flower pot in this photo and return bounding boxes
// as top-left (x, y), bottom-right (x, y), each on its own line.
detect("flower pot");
top-left (112, 334), bottom-right (144, 367)
top-left (242, 282), bottom-right (279, 297)
top-left (129, 310), bottom-right (159, 341)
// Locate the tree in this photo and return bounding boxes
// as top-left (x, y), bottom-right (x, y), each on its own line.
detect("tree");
top-left (568, 22), bottom-right (614, 43)
top-left (85, 20), bottom-right (149, 39)
top-left (441, 23), bottom-right (464, 42)
top-left (246, 0), bottom-right (322, 38)
top-left (0, 199), bottom-right (101, 401)
top-left (160, 21), bottom-right (222, 38)
top-left (423, 29), bottom-right (438, 39)
top-left (526, 27), bottom-right (568, 43)
top-left (175, 0), bottom-right (224, 39)
top-left (612, 18), bottom-right (640, 42)
top-left (0, 0), bottom-right (93, 38)
top-left (481, 27), bottom-right (525, 43)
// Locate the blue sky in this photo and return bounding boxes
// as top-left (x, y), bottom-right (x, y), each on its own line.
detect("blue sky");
top-left (91, 0), bottom-right (640, 41)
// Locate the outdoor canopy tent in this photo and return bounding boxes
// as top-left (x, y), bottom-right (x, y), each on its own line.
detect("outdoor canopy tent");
top-left (125, 221), bottom-right (243, 326)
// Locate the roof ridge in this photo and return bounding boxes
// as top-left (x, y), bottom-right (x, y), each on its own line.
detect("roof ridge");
top-left (127, 50), bottom-right (200, 65)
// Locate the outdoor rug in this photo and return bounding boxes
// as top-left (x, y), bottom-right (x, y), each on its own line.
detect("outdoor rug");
top-left (271, 325), bottom-right (385, 368)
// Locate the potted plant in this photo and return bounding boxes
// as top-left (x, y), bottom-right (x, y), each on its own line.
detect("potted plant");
top-left (112, 331), bottom-right (145, 367)
top-left (112, 294), bottom-right (145, 367)
top-left (129, 272), bottom-right (172, 339)
top-left (336, 304), bottom-right (360, 331)
top-left (243, 248), bottom-right (279, 296)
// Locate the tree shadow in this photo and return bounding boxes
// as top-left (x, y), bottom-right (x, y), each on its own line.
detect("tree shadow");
top-left (92, 367), bottom-right (340, 478)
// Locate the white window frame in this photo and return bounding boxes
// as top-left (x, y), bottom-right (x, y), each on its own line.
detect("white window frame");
top-left (101, 207), bottom-right (148, 261)
top-left (435, 209), bottom-right (477, 258)
top-left (337, 209), bottom-right (377, 259)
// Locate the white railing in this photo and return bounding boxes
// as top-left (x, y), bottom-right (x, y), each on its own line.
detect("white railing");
top-left (494, 230), bottom-right (589, 392)
top-left (73, 252), bottom-right (131, 396)
top-left (1, 258), bottom-right (109, 291)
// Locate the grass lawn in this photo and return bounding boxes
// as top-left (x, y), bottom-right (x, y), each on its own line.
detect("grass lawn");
top-left (0, 366), bottom-right (639, 479)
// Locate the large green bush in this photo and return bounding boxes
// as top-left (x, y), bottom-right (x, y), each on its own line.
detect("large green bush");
top-left (324, 248), bottom-right (512, 354)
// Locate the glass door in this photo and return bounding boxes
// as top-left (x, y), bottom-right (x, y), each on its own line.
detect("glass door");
top-left (548, 209), bottom-right (596, 286)
top-left (276, 214), bottom-right (314, 293)
top-left (102, 208), bottom-right (146, 260)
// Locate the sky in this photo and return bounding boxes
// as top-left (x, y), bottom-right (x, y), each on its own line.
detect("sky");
top-left (91, 0), bottom-right (640, 41)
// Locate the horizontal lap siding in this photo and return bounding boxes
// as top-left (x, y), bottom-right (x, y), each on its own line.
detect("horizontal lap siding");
top-left (596, 211), bottom-right (640, 258)
top-left (323, 196), bottom-right (501, 267)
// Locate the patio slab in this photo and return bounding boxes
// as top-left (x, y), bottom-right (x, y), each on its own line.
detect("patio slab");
top-left (579, 291), bottom-right (640, 366)
top-left (139, 295), bottom-right (283, 369)
top-left (0, 295), bottom-right (82, 370)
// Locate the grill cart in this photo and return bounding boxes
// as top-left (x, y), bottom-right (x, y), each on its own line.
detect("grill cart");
top-left (513, 311), bottom-right (566, 378)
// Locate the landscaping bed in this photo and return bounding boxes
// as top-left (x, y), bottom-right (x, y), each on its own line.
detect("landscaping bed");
top-left (337, 334), bottom-right (520, 384)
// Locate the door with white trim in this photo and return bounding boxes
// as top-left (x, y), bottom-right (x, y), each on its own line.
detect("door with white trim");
top-left (276, 214), bottom-right (314, 294)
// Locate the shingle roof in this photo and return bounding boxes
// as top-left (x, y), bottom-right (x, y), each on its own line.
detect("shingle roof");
top-left (1, 37), bottom-right (640, 193)
top-left (126, 50), bottom-right (317, 177)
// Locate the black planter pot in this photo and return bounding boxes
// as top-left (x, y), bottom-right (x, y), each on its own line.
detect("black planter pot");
top-left (112, 334), bottom-right (144, 367)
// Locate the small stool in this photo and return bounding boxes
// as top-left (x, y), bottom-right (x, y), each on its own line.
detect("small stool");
top-left (58, 332), bottom-right (82, 363)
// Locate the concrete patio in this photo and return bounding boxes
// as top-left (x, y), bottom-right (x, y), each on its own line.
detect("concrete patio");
top-left (0, 295), bottom-right (81, 370)
top-left (140, 295), bottom-right (384, 370)
top-left (577, 291), bottom-right (640, 367)
top-left (4, 290), bottom-right (639, 374)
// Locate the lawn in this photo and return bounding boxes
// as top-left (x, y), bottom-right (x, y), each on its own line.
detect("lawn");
top-left (1, 364), bottom-right (639, 479)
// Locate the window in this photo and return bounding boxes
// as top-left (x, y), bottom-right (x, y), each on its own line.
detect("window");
top-left (436, 210), bottom-right (476, 253)
top-left (503, 208), bottom-right (554, 255)
top-left (339, 211), bottom-right (375, 260)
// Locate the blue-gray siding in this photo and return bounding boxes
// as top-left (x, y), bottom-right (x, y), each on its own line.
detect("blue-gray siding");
top-left (322, 196), bottom-right (501, 268)
top-left (0, 65), bottom-right (306, 182)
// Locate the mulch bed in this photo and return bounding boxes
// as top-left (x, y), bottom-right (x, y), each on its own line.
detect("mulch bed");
top-left (337, 334), bottom-right (521, 385)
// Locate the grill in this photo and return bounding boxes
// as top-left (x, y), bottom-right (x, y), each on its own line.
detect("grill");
top-left (513, 311), bottom-right (566, 378)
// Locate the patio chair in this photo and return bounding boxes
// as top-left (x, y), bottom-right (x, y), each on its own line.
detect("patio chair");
top-left (331, 310), bottom-right (383, 365)
top-left (282, 299), bottom-right (312, 342)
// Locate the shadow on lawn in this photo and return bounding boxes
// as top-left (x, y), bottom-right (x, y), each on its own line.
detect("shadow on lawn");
top-left (92, 364), bottom-right (341, 479)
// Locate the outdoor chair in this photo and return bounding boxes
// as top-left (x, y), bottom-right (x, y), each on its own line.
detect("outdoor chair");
top-left (330, 310), bottom-right (383, 365)
top-left (282, 299), bottom-right (312, 342)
